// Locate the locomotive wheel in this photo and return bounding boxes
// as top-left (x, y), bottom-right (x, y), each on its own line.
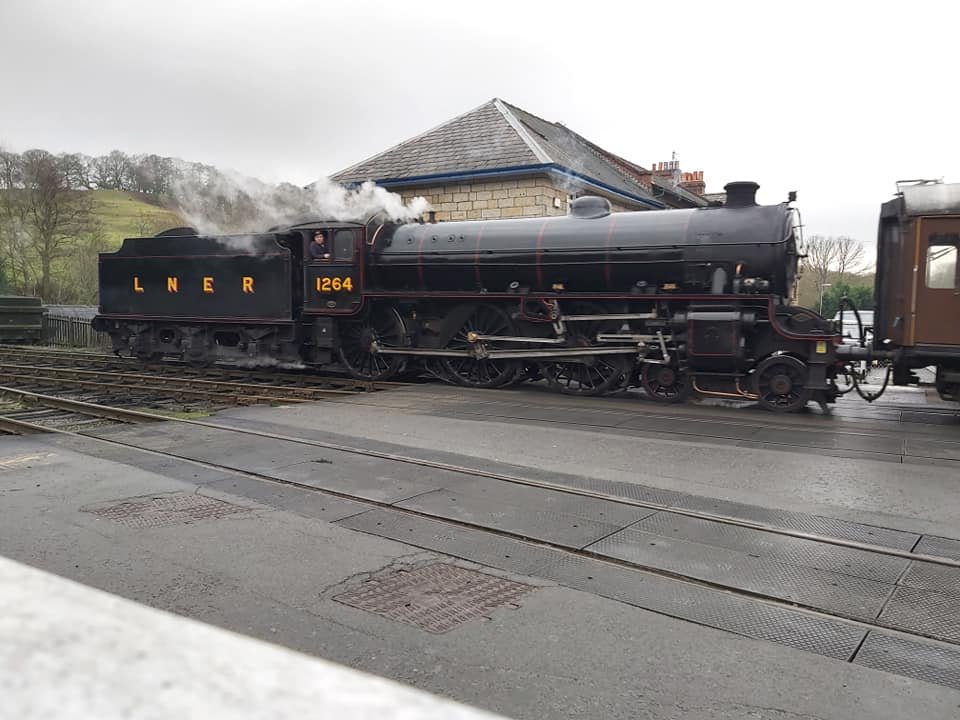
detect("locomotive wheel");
top-left (640, 363), bottom-right (689, 403)
top-left (753, 355), bottom-right (810, 413)
top-left (338, 307), bottom-right (407, 380)
top-left (542, 302), bottom-right (630, 396)
top-left (543, 354), bottom-right (631, 396)
top-left (439, 305), bottom-right (520, 388)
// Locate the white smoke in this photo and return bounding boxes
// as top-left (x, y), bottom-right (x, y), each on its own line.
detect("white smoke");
top-left (308, 177), bottom-right (432, 224)
top-left (167, 164), bottom-right (431, 236)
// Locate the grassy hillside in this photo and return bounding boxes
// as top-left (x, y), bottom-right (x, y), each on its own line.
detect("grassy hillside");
top-left (90, 190), bottom-right (184, 246)
top-left (0, 189), bottom-right (185, 302)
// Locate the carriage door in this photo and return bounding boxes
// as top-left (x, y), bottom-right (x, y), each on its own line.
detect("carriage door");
top-left (304, 228), bottom-right (363, 315)
top-left (914, 218), bottom-right (960, 346)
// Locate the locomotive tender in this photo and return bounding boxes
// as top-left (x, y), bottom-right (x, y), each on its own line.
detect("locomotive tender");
top-left (94, 180), bottom-right (850, 412)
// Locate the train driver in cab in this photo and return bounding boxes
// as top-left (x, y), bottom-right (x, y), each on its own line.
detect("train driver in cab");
top-left (310, 230), bottom-right (331, 261)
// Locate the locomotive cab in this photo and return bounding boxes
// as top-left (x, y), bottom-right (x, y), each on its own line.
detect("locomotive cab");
top-left (289, 222), bottom-right (366, 316)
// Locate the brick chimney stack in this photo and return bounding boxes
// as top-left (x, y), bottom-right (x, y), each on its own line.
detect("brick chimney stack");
top-left (679, 170), bottom-right (706, 196)
top-left (652, 159), bottom-right (681, 186)
top-left (649, 157), bottom-right (707, 197)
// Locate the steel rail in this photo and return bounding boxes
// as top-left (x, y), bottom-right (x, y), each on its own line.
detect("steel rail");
top-left (0, 345), bottom-right (111, 360)
top-left (3, 396), bottom-right (959, 652)
top-left (0, 414), bottom-right (53, 434)
top-left (0, 372), bottom-right (313, 406)
top-left (0, 363), bottom-right (362, 397)
top-left (375, 385), bottom-right (960, 445)
top-left (0, 392), bottom-right (179, 427)
top-left (12, 344), bottom-right (946, 447)
top-left (0, 346), bottom-right (389, 391)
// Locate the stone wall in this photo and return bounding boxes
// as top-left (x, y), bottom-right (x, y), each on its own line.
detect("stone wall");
top-left (396, 174), bottom-right (642, 221)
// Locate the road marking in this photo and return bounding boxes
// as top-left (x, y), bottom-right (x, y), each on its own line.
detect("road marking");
top-left (0, 453), bottom-right (54, 471)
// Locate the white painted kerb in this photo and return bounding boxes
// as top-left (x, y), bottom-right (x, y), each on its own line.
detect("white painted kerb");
top-left (0, 555), bottom-right (506, 719)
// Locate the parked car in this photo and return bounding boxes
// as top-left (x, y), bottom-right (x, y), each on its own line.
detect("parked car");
top-left (833, 310), bottom-right (873, 345)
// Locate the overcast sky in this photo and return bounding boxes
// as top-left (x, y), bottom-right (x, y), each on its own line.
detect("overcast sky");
top-left (1, 0), bottom-right (957, 251)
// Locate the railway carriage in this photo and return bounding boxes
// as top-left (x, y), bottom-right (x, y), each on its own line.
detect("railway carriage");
top-left (0, 296), bottom-right (44, 344)
top-left (872, 181), bottom-right (960, 402)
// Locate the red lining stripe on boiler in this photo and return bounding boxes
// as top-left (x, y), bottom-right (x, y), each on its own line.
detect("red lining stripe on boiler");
top-left (535, 220), bottom-right (548, 289)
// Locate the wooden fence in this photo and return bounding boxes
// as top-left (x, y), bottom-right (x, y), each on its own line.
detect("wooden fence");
top-left (42, 314), bottom-right (111, 350)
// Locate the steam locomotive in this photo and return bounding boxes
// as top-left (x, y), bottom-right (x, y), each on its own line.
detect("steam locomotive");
top-left (93, 182), bottom-right (841, 411)
top-left (91, 180), bottom-right (960, 412)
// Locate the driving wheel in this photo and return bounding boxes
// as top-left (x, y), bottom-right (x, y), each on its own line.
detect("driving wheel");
top-left (439, 304), bottom-right (520, 388)
top-left (753, 355), bottom-right (810, 413)
top-left (338, 307), bottom-right (407, 380)
top-left (541, 302), bottom-right (631, 396)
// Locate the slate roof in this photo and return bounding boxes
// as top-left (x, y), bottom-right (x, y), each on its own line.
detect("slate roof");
top-left (330, 99), bottom-right (695, 207)
top-left (499, 102), bottom-right (660, 203)
top-left (331, 100), bottom-right (539, 182)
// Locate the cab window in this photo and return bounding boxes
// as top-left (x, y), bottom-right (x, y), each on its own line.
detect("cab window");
top-left (926, 239), bottom-right (958, 289)
top-left (305, 230), bottom-right (331, 261)
top-left (333, 229), bottom-right (356, 262)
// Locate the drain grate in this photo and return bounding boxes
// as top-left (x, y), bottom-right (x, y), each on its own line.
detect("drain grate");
top-left (83, 492), bottom-right (249, 529)
top-left (334, 562), bottom-right (532, 633)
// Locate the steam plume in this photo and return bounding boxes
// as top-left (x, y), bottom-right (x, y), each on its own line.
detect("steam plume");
top-left (167, 166), bottom-right (430, 235)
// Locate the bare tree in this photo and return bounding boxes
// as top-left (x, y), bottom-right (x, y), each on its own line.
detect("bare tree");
top-left (57, 223), bottom-right (109, 304)
top-left (0, 148), bottom-right (33, 292)
top-left (0, 149), bottom-right (98, 299)
top-left (92, 150), bottom-right (132, 190)
top-left (129, 154), bottom-right (176, 195)
top-left (802, 235), bottom-right (839, 293)
top-left (834, 235), bottom-right (865, 281)
top-left (58, 152), bottom-right (94, 189)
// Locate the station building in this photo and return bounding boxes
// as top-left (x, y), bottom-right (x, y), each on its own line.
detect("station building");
top-left (330, 98), bottom-right (713, 221)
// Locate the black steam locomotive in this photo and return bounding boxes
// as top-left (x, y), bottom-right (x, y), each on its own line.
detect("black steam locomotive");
top-left (93, 181), bottom-right (844, 412)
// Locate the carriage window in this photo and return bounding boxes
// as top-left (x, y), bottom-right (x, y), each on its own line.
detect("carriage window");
top-left (926, 243), bottom-right (958, 289)
top-left (334, 230), bottom-right (356, 262)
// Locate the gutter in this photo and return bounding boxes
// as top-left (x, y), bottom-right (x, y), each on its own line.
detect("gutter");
top-left (341, 164), bottom-right (666, 210)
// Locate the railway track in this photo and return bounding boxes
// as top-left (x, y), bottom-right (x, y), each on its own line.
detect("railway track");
top-left (0, 362), bottom-right (367, 402)
top-left (0, 345), bottom-right (393, 428)
top-left (0, 345), bottom-right (385, 391)
top-left (6, 345), bottom-right (954, 426)
top-left (3, 382), bottom-right (960, 691)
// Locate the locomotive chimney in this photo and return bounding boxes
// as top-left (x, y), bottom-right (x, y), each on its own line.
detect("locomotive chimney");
top-left (427, 210), bottom-right (437, 224)
top-left (724, 181), bottom-right (759, 208)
